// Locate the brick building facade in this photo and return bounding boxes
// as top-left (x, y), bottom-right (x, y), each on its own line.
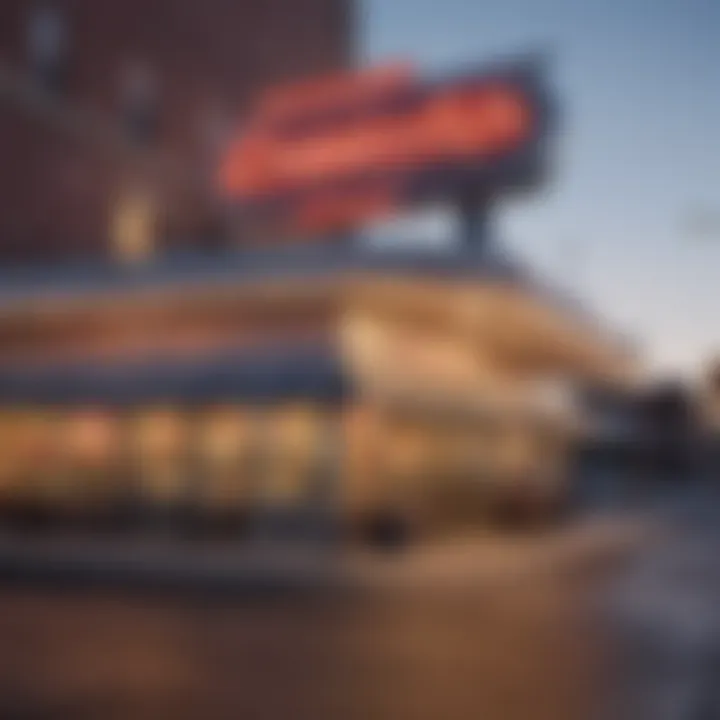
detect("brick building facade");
top-left (0, 0), bottom-right (352, 264)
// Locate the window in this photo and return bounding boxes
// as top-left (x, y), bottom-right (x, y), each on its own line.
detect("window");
top-left (0, 410), bottom-right (62, 507)
top-left (119, 60), bottom-right (159, 145)
top-left (262, 405), bottom-right (328, 507)
top-left (134, 409), bottom-right (189, 507)
top-left (196, 408), bottom-right (255, 513)
top-left (56, 410), bottom-right (124, 510)
top-left (110, 183), bottom-right (158, 263)
top-left (26, 2), bottom-right (69, 95)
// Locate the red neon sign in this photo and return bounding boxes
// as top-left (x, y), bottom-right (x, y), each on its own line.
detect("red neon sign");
top-left (219, 61), bottom-right (546, 232)
top-left (223, 85), bottom-right (531, 197)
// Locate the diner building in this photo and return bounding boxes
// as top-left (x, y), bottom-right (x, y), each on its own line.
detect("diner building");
top-left (0, 5), bottom-right (635, 544)
top-left (0, 240), bottom-right (633, 540)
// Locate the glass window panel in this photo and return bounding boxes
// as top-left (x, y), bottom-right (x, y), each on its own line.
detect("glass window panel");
top-left (0, 410), bottom-right (62, 506)
top-left (53, 410), bottom-right (124, 509)
top-left (261, 404), bottom-right (326, 506)
top-left (134, 408), bottom-right (189, 506)
top-left (196, 407), bottom-right (254, 512)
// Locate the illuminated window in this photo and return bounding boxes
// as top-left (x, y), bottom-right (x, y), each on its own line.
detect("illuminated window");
top-left (0, 410), bottom-right (62, 506)
top-left (111, 184), bottom-right (157, 263)
top-left (0, 412), bottom-right (30, 502)
top-left (134, 409), bottom-right (189, 507)
top-left (196, 408), bottom-right (254, 513)
top-left (57, 410), bottom-right (123, 509)
top-left (262, 405), bottom-right (327, 507)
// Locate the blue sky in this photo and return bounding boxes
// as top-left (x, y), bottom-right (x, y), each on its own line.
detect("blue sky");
top-left (362, 0), bottom-right (720, 376)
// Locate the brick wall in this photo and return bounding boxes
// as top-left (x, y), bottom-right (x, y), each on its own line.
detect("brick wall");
top-left (0, 0), bottom-right (352, 264)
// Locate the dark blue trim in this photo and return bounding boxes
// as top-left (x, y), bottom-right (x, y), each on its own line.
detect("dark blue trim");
top-left (0, 243), bottom-right (526, 307)
top-left (0, 345), bottom-right (348, 406)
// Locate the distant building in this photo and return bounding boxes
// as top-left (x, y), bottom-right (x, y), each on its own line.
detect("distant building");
top-left (696, 358), bottom-right (720, 436)
top-left (0, 0), bottom-right (352, 264)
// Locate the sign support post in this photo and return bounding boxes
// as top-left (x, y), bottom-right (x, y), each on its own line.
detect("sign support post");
top-left (457, 186), bottom-right (490, 252)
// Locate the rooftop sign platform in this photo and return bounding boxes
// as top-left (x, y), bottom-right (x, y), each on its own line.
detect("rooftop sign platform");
top-left (219, 57), bottom-right (553, 233)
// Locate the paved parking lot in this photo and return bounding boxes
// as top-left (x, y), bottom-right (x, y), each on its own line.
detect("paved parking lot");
top-left (1, 471), bottom-right (718, 720)
top-left (0, 516), bottom-right (645, 720)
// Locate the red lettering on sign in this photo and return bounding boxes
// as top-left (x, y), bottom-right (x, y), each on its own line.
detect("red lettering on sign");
top-left (221, 85), bottom-right (533, 198)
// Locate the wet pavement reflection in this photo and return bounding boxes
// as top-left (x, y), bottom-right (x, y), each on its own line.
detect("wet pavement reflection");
top-left (0, 542), bottom-right (606, 720)
top-left (3, 465), bottom-right (720, 720)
